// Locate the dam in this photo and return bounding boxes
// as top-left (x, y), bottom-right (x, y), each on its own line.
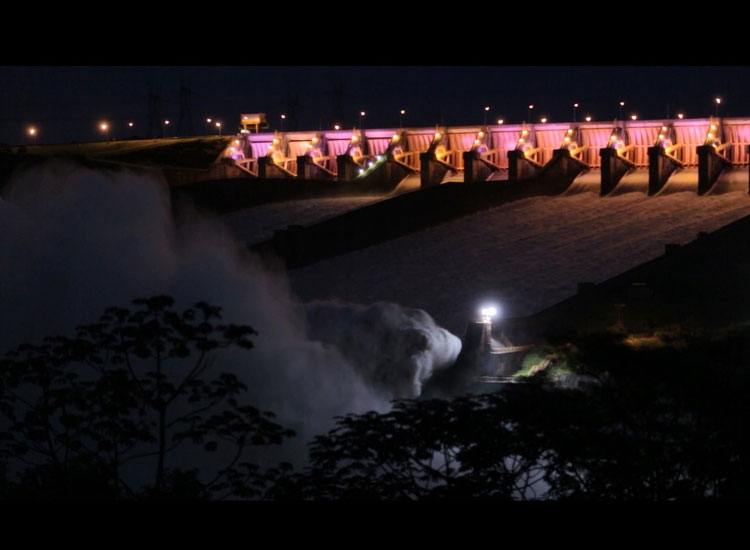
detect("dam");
top-left (226, 116), bottom-right (750, 196)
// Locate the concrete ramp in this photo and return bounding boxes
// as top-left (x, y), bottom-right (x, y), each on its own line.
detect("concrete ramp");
top-left (656, 167), bottom-right (699, 195)
top-left (486, 171), bottom-right (509, 181)
top-left (389, 174), bottom-right (421, 195)
top-left (564, 169), bottom-right (600, 194)
top-left (609, 169), bottom-right (649, 195)
top-left (706, 168), bottom-right (749, 194)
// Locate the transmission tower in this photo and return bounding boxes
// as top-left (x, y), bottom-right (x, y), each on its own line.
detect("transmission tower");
top-left (147, 81), bottom-right (162, 139)
top-left (177, 78), bottom-right (194, 137)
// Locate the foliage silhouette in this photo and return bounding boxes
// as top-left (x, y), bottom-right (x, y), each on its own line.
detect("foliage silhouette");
top-left (0, 296), bottom-right (294, 499)
top-left (269, 329), bottom-right (750, 500)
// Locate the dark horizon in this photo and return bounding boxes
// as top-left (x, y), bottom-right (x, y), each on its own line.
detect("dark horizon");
top-left (2, 66), bottom-right (748, 146)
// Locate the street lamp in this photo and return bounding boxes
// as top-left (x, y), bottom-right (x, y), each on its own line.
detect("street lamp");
top-left (631, 114), bottom-right (637, 121)
top-left (497, 119), bottom-right (504, 125)
top-left (677, 113), bottom-right (685, 119)
top-left (573, 103), bottom-right (579, 123)
top-left (359, 111), bottom-right (365, 130)
top-left (484, 106), bottom-right (490, 125)
top-left (585, 116), bottom-right (592, 122)
top-left (280, 113), bottom-right (286, 131)
top-left (528, 104), bottom-right (534, 123)
top-left (619, 101), bottom-right (625, 119)
top-left (216, 121), bottom-right (222, 136)
top-left (715, 97), bottom-right (722, 117)
top-left (99, 122), bottom-right (109, 140)
top-left (27, 126), bottom-right (37, 144)
top-left (163, 120), bottom-right (170, 138)
top-left (400, 109), bottom-right (406, 128)
top-left (334, 124), bottom-right (341, 131)
top-left (540, 117), bottom-right (548, 123)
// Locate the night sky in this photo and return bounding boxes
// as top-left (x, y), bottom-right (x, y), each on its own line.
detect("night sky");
top-left (1, 66), bottom-right (749, 146)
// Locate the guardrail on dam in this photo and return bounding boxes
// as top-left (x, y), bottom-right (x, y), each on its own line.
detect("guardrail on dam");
top-left (227, 117), bottom-right (750, 195)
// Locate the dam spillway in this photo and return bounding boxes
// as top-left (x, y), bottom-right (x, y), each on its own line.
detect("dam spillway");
top-left (229, 116), bottom-right (750, 196)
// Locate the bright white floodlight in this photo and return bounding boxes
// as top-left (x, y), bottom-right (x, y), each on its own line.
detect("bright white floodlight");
top-left (480, 306), bottom-right (498, 323)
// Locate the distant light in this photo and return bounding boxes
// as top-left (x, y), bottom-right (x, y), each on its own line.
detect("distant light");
top-left (477, 131), bottom-right (484, 138)
top-left (658, 134), bottom-right (664, 140)
top-left (610, 135), bottom-right (617, 141)
top-left (707, 132), bottom-right (714, 139)
top-left (619, 101), bottom-right (625, 107)
top-left (358, 168), bottom-right (364, 174)
top-left (334, 124), bottom-right (341, 130)
top-left (400, 109), bottom-right (406, 115)
top-left (480, 306), bottom-right (498, 323)
top-left (573, 103), bottom-right (579, 108)
top-left (392, 134), bottom-right (400, 141)
top-left (360, 111), bottom-right (366, 116)
top-left (541, 117), bottom-right (547, 123)
top-left (164, 120), bottom-right (170, 125)
top-left (100, 122), bottom-right (108, 131)
top-left (28, 126), bottom-right (36, 136)
top-left (661, 126), bottom-right (668, 131)
top-left (484, 106), bottom-right (490, 111)
top-left (497, 119), bottom-right (504, 125)
top-left (631, 115), bottom-right (637, 121)
top-left (281, 114), bottom-right (286, 119)
top-left (311, 136), bottom-right (319, 144)
top-left (128, 122), bottom-right (134, 127)
top-left (242, 116), bottom-right (249, 121)
top-left (528, 104), bottom-right (534, 109)
top-left (715, 97), bottom-right (722, 105)
top-left (216, 122), bottom-right (221, 127)
top-left (567, 129), bottom-right (573, 134)
top-left (710, 124), bottom-right (717, 130)
top-left (351, 135), bottom-right (359, 142)
top-left (230, 147), bottom-right (236, 152)
top-left (207, 118), bottom-right (212, 123)
top-left (564, 136), bottom-right (570, 142)
top-left (434, 132), bottom-right (441, 139)
top-left (518, 138), bottom-right (525, 143)
top-left (272, 137), bottom-right (280, 144)
top-left (521, 129), bottom-right (529, 136)
top-left (677, 113), bottom-right (684, 119)
top-left (585, 116), bottom-right (592, 122)
top-left (474, 139), bottom-right (480, 145)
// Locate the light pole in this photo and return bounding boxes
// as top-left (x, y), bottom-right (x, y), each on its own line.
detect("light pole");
top-left (99, 122), bottom-right (109, 141)
top-left (206, 118), bottom-right (212, 135)
top-left (400, 109), bottom-right (405, 128)
top-left (280, 114), bottom-right (286, 131)
top-left (573, 103), bottom-right (579, 123)
top-left (528, 105), bottom-right (534, 123)
top-left (619, 101), bottom-right (625, 120)
top-left (715, 97), bottom-right (722, 117)
top-left (163, 120), bottom-right (170, 138)
top-left (359, 111), bottom-right (365, 130)
top-left (484, 106), bottom-right (490, 125)
top-left (216, 121), bottom-right (222, 136)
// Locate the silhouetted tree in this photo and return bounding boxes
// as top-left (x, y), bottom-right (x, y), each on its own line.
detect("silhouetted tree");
top-left (270, 329), bottom-right (750, 500)
top-left (0, 296), bottom-right (294, 499)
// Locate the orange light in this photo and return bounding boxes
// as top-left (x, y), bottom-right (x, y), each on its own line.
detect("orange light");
top-left (522, 130), bottom-right (529, 136)
top-left (518, 138), bottom-right (525, 143)
top-left (474, 139), bottom-right (480, 145)
top-left (564, 136), bottom-right (570, 142)
top-left (478, 131), bottom-right (484, 138)
top-left (434, 132), bottom-right (441, 139)
top-left (567, 129), bottom-right (573, 134)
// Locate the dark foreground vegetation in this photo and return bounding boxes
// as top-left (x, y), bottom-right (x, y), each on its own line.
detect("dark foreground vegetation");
top-left (3, 296), bottom-right (750, 500)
